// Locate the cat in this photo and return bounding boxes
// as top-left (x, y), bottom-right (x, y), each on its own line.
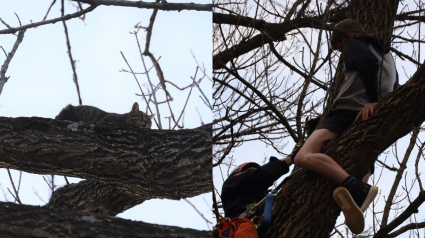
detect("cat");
top-left (55, 102), bottom-right (155, 128)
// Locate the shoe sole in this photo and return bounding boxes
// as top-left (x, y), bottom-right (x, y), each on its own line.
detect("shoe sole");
top-left (360, 186), bottom-right (378, 213)
top-left (333, 187), bottom-right (364, 234)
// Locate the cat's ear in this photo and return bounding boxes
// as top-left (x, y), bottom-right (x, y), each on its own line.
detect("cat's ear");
top-left (149, 114), bottom-right (156, 119)
top-left (131, 102), bottom-right (139, 112)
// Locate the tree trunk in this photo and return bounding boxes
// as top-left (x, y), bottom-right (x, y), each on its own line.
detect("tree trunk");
top-left (266, 1), bottom-right (405, 237)
top-left (0, 201), bottom-right (211, 238)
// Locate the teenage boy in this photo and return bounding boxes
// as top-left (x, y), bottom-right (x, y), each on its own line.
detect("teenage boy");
top-left (293, 19), bottom-right (398, 234)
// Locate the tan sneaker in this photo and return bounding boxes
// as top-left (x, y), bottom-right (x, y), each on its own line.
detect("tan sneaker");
top-left (333, 187), bottom-right (364, 234)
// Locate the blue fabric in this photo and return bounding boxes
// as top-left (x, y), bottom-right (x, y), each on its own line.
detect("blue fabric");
top-left (342, 176), bottom-right (357, 189)
top-left (258, 191), bottom-right (277, 233)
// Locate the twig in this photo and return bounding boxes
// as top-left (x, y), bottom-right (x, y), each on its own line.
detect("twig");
top-left (184, 198), bottom-right (213, 228)
top-left (142, 2), bottom-right (173, 102)
top-left (0, 5), bottom-right (97, 34)
top-left (382, 127), bottom-right (419, 226)
top-left (14, 13), bottom-right (22, 26)
top-left (219, 64), bottom-right (299, 142)
top-left (375, 191), bottom-right (425, 238)
top-left (415, 141), bottom-right (425, 192)
top-left (212, 190), bottom-right (222, 223)
top-left (388, 222), bottom-right (425, 237)
top-left (0, 29), bottom-right (25, 95)
top-left (51, 175), bottom-right (55, 197)
top-left (7, 188), bottom-right (21, 204)
top-left (120, 51), bottom-right (159, 128)
top-left (166, 99), bottom-right (184, 129)
top-left (391, 47), bottom-right (422, 66)
top-left (64, 176), bottom-right (70, 185)
top-left (61, 0), bottom-right (83, 105)
top-left (196, 107), bottom-right (203, 125)
top-left (0, 184), bottom-right (8, 201)
top-left (171, 80), bottom-right (194, 130)
top-left (17, 171), bottom-right (22, 194)
top-left (191, 75), bottom-right (212, 110)
top-left (43, 176), bottom-right (53, 190)
top-left (6, 169), bottom-right (22, 204)
top-left (376, 159), bottom-right (398, 172)
top-left (0, 46), bottom-right (7, 58)
top-left (0, 17), bottom-right (12, 29)
top-left (134, 31), bottom-right (162, 129)
top-left (32, 188), bottom-right (47, 203)
top-left (42, 0), bottom-right (58, 21)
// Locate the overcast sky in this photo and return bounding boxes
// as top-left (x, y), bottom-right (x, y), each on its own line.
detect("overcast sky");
top-left (0, 0), bottom-right (212, 230)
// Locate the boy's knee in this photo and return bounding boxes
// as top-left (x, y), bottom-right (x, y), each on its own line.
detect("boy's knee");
top-left (294, 153), bottom-right (316, 169)
top-left (294, 153), bottom-right (306, 167)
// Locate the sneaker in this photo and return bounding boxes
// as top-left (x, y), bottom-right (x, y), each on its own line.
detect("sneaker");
top-left (348, 181), bottom-right (378, 213)
top-left (333, 187), bottom-right (365, 234)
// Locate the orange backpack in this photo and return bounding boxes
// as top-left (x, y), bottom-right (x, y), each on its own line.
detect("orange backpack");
top-left (214, 217), bottom-right (259, 238)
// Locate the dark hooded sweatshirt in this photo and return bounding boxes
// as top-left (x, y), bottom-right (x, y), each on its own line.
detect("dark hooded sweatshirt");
top-left (332, 36), bottom-right (399, 111)
top-left (221, 157), bottom-right (290, 218)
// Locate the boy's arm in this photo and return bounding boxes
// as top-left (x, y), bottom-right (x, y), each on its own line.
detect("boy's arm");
top-left (224, 158), bottom-right (290, 194)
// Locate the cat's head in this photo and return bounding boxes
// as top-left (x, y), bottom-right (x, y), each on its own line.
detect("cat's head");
top-left (128, 102), bottom-right (155, 128)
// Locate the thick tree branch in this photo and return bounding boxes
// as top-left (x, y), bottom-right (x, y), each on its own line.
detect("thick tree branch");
top-left (214, 5), bottom-right (424, 69)
top-left (46, 180), bottom-right (148, 215)
top-left (213, 13), bottom-right (332, 69)
top-left (0, 117), bottom-right (212, 198)
top-left (395, 9), bottom-right (425, 23)
top-left (73, 0), bottom-right (212, 12)
top-left (0, 202), bottom-right (210, 237)
top-left (0, 5), bottom-right (97, 35)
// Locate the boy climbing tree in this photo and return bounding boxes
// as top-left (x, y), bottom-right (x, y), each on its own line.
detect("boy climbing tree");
top-left (293, 19), bottom-right (398, 234)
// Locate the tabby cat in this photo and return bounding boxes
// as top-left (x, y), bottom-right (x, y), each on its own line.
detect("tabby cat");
top-left (55, 102), bottom-right (155, 128)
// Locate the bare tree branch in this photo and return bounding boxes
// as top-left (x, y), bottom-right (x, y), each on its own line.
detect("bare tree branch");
top-left (73, 0), bottom-right (212, 11)
top-left (0, 29), bottom-right (25, 95)
top-left (0, 5), bottom-right (97, 34)
top-left (374, 191), bottom-right (425, 238)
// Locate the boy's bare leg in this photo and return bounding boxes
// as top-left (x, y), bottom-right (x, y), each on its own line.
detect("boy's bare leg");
top-left (362, 172), bottom-right (371, 183)
top-left (280, 156), bottom-right (292, 166)
top-left (293, 129), bottom-right (368, 234)
top-left (294, 129), bottom-right (349, 184)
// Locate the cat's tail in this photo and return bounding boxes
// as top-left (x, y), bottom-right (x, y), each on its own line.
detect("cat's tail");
top-left (55, 104), bottom-right (78, 121)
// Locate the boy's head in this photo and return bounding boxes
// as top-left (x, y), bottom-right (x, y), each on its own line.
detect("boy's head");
top-left (230, 162), bottom-right (260, 176)
top-left (330, 19), bottom-right (365, 51)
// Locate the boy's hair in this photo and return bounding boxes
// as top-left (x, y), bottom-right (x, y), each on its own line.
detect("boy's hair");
top-left (330, 19), bottom-right (365, 50)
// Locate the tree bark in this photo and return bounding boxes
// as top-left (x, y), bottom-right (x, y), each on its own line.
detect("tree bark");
top-left (0, 117), bottom-right (212, 202)
top-left (0, 201), bottom-right (211, 238)
top-left (46, 180), bottom-right (148, 215)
